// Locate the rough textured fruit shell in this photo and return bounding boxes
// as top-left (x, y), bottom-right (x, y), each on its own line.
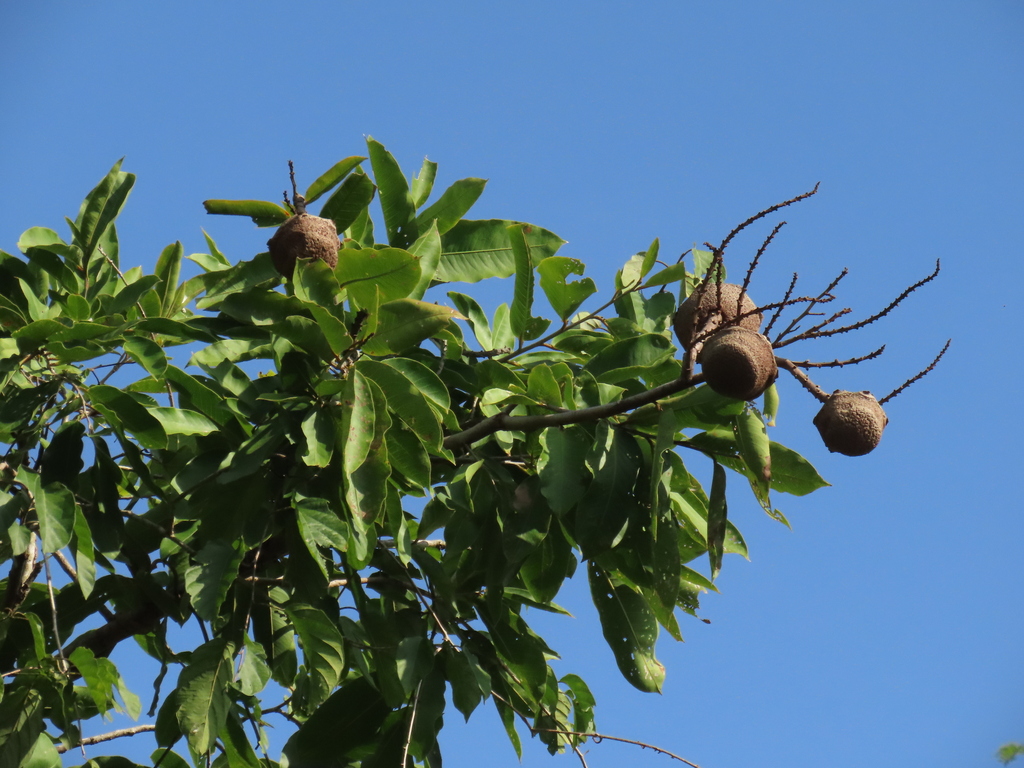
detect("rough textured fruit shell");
top-left (700, 327), bottom-right (777, 401)
top-left (267, 214), bottom-right (339, 277)
top-left (812, 390), bottom-right (888, 456)
top-left (673, 283), bottom-right (762, 353)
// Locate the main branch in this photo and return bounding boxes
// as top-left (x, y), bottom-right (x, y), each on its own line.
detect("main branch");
top-left (443, 372), bottom-right (704, 451)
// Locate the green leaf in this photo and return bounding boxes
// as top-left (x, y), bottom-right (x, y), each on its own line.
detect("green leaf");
top-left (708, 461), bottom-right (728, 580)
top-left (436, 219), bottom-right (566, 283)
top-left (320, 171), bottom-right (377, 235)
top-left (526, 364), bottom-right (563, 408)
top-left (300, 407), bottom-right (336, 468)
top-left (282, 677), bottom-right (389, 765)
top-left (20, 733), bottom-right (60, 768)
top-left (155, 241), bottom-right (183, 316)
top-left (538, 427), bottom-right (590, 515)
top-left (382, 357), bottom-right (450, 411)
top-left (769, 442), bottom-right (829, 495)
top-left (146, 407), bottom-right (218, 436)
top-left (237, 635), bottom-right (272, 696)
top-left (367, 136), bottom-right (418, 248)
top-left (184, 539), bottom-right (243, 621)
top-left (576, 423), bottom-right (642, 558)
top-left (408, 221), bottom-right (443, 300)
top-left (72, 507), bottom-right (96, 598)
top-left (447, 291), bottom-right (493, 349)
top-left (583, 333), bottom-right (673, 384)
top-left (21, 472), bottom-right (76, 553)
top-left (692, 248), bottom-right (719, 281)
top-left (537, 256), bottom-right (597, 321)
top-left (364, 298), bottom-right (463, 355)
top-left (415, 178), bottom-right (487, 235)
top-left (359, 360), bottom-right (443, 450)
top-left (735, 406), bottom-right (772, 510)
top-left (443, 646), bottom-right (491, 721)
top-left (175, 637), bottom-right (235, 754)
top-left (124, 336), bottom-right (168, 378)
top-left (296, 496), bottom-right (350, 553)
top-left (0, 688), bottom-right (44, 768)
top-left (588, 561), bottom-right (665, 692)
top-left (640, 237), bottom-right (660, 278)
top-left (286, 603), bottom-right (346, 710)
top-left (304, 156), bottom-right (366, 204)
top-left (40, 420), bottom-right (85, 487)
top-left (763, 382), bottom-right (779, 426)
top-left (411, 157), bottom-right (438, 208)
top-left (75, 159), bottom-right (135, 258)
top-left (642, 261), bottom-right (689, 289)
top-left (508, 224), bottom-right (535, 339)
top-left (202, 199), bottom-right (291, 227)
top-left (334, 247), bottom-right (421, 308)
top-left (88, 385), bottom-right (168, 449)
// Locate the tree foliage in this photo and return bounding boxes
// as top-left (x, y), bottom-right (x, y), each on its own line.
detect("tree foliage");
top-left (0, 139), bottom-right (941, 766)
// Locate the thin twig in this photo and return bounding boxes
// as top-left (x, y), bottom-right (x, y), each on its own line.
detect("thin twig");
top-left (716, 184), bottom-right (819, 257)
top-left (762, 272), bottom-right (798, 338)
top-left (740, 221), bottom-right (786, 311)
top-left (400, 682), bottom-right (423, 768)
top-left (42, 554), bottom-right (69, 674)
top-left (776, 260), bottom-right (941, 348)
top-left (787, 345), bottom-right (886, 368)
top-left (879, 339), bottom-right (950, 405)
top-left (55, 724), bottom-right (157, 754)
top-left (773, 268), bottom-right (848, 345)
top-left (533, 728), bottom-right (702, 768)
top-left (497, 291), bottom-right (624, 363)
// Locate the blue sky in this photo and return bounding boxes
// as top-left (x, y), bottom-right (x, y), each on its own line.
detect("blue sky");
top-left (2, 2), bottom-right (1023, 766)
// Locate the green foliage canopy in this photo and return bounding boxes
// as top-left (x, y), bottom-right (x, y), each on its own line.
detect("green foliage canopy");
top-left (0, 139), bottom-right (833, 767)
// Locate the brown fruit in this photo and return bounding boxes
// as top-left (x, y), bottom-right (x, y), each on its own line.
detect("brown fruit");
top-left (812, 390), bottom-right (888, 456)
top-left (700, 327), bottom-right (777, 401)
top-left (267, 213), bottom-right (339, 277)
top-left (673, 282), bottom-right (762, 355)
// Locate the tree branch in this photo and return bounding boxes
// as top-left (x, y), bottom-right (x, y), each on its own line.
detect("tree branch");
top-left (532, 728), bottom-right (702, 768)
top-left (56, 724), bottom-right (157, 754)
top-left (65, 601), bottom-right (164, 659)
top-left (443, 372), bottom-right (704, 451)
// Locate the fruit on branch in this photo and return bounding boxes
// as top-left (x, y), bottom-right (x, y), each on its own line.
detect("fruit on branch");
top-left (267, 212), bottom-right (339, 277)
top-left (812, 390), bottom-right (888, 456)
top-left (700, 327), bottom-right (777, 401)
top-left (673, 282), bottom-right (762, 355)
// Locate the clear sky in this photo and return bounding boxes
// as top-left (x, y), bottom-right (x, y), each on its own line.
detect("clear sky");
top-left (2, 2), bottom-right (1023, 767)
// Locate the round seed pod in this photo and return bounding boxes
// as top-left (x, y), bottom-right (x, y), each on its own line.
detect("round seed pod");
top-left (812, 390), bottom-right (888, 456)
top-left (673, 282), bottom-right (762, 355)
top-left (700, 327), bottom-right (778, 401)
top-left (267, 213), bottom-right (339, 277)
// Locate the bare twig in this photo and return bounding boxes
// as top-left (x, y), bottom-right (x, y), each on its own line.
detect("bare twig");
top-left (740, 221), bottom-right (786, 310)
top-left (42, 554), bottom-right (69, 674)
top-left (787, 345), bottom-right (886, 368)
top-left (716, 184), bottom-right (819, 257)
top-left (777, 260), bottom-right (941, 348)
top-left (879, 339), bottom-right (950, 405)
top-left (773, 268), bottom-right (848, 345)
top-left (762, 272), bottom-right (798, 339)
top-left (533, 728), bottom-right (702, 768)
top-left (400, 682), bottom-right (423, 768)
top-left (56, 724), bottom-right (157, 754)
